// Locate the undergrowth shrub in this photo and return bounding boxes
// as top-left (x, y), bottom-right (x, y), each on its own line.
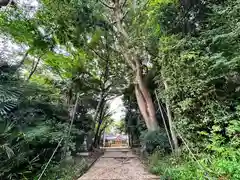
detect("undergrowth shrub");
top-left (41, 157), bottom-right (88, 180)
top-left (148, 115), bottom-right (240, 179)
top-left (149, 146), bottom-right (240, 179)
top-left (140, 130), bottom-right (170, 154)
top-left (0, 74), bottom-right (86, 179)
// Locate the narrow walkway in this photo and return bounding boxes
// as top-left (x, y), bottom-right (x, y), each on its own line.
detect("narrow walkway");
top-left (78, 147), bottom-right (159, 180)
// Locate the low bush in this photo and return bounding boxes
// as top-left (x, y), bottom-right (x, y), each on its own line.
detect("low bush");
top-left (140, 130), bottom-right (171, 154)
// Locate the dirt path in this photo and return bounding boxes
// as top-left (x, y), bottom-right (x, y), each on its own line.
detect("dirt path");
top-left (78, 147), bottom-right (159, 180)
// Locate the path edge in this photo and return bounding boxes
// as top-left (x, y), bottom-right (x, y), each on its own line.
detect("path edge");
top-left (75, 150), bottom-right (104, 180)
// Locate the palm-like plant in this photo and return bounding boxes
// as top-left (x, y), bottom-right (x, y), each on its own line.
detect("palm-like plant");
top-left (0, 64), bottom-right (22, 116)
top-left (0, 121), bottom-right (15, 159)
top-left (0, 84), bottom-right (21, 116)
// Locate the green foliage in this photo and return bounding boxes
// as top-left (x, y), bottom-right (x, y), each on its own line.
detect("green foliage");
top-left (0, 65), bottom-right (92, 179)
top-left (149, 144), bottom-right (240, 180)
top-left (145, 0), bottom-right (240, 148)
top-left (39, 0), bottom-right (106, 47)
top-left (41, 158), bottom-right (88, 180)
top-left (140, 130), bottom-right (170, 154)
top-left (127, 0), bottom-right (240, 179)
top-left (114, 120), bottom-right (126, 134)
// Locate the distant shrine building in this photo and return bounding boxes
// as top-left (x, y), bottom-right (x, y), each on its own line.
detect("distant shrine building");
top-left (103, 134), bottom-right (129, 147)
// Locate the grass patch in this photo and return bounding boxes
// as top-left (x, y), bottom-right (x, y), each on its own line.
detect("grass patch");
top-left (39, 156), bottom-right (88, 180)
top-left (148, 149), bottom-right (240, 180)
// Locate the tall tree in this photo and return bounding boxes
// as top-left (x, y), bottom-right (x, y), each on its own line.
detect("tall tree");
top-left (99, 0), bottom-right (159, 131)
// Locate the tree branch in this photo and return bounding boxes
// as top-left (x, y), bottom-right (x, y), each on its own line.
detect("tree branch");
top-left (105, 94), bottom-right (119, 101)
top-left (27, 55), bottom-right (43, 81)
top-left (105, 83), bottom-right (112, 91)
top-left (15, 50), bottom-right (30, 70)
top-left (120, 10), bottom-right (128, 22)
top-left (99, 0), bottom-right (114, 9)
top-left (121, 0), bottom-right (127, 9)
top-left (87, 45), bottom-right (108, 62)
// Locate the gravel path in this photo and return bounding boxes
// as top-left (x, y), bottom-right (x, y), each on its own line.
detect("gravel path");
top-left (78, 148), bottom-right (159, 180)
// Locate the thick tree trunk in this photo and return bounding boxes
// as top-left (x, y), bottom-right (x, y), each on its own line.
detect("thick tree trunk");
top-left (135, 59), bottom-right (159, 131)
top-left (135, 84), bottom-right (159, 131)
top-left (135, 85), bottom-right (150, 128)
top-left (135, 70), bottom-right (158, 130)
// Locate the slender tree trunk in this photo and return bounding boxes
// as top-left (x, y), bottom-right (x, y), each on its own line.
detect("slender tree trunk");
top-left (98, 128), bottom-right (105, 147)
top-left (93, 56), bottom-right (110, 124)
top-left (93, 93), bottom-right (104, 123)
top-left (15, 50), bottom-right (29, 71)
top-left (103, 129), bottom-right (106, 147)
top-left (97, 130), bottom-right (102, 147)
top-left (64, 94), bottom-right (79, 156)
top-left (92, 55), bottom-right (110, 148)
top-left (155, 90), bottom-right (174, 152)
top-left (27, 56), bottom-right (41, 81)
top-left (94, 121), bottom-right (102, 148)
top-left (128, 133), bottom-right (131, 147)
top-left (163, 80), bottom-right (179, 151)
top-left (93, 100), bottom-right (105, 147)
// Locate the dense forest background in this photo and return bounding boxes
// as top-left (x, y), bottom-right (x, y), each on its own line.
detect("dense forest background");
top-left (0, 0), bottom-right (240, 179)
